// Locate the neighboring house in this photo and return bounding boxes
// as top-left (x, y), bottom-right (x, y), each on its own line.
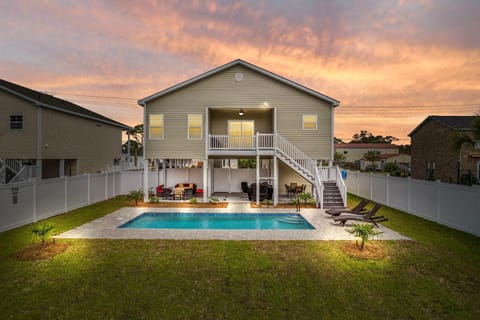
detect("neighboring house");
top-left (0, 79), bottom-right (130, 183)
top-left (409, 115), bottom-right (480, 184)
top-left (335, 143), bottom-right (399, 167)
top-left (359, 153), bottom-right (411, 171)
top-left (138, 59), bottom-right (341, 204)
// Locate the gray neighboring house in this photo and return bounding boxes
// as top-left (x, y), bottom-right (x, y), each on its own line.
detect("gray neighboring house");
top-left (138, 59), bottom-right (343, 205)
top-left (0, 79), bottom-right (131, 183)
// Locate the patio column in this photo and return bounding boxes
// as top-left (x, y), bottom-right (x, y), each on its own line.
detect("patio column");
top-left (203, 159), bottom-right (208, 202)
top-left (162, 159), bottom-right (166, 186)
top-left (256, 155), bottom-right (260, 205)
top-left (273, 156), bottom-right (278, 205)
top-left (143, 159), bottom-right (149, 202)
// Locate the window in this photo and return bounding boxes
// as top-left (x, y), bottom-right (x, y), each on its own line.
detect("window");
top-left (302, 114), bottom-right (317, 130)
top-left (187, 114), bottom-right (202, 139)
top-left (10, 114), bottom-right (23, 129)
top-left (149, 114), bottom-right (164, 139)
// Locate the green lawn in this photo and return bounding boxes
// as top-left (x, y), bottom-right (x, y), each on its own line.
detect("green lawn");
top-left (0, 195), bottom-right (479, 319)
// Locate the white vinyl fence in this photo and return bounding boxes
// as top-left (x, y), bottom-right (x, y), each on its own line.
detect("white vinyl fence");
top-left (346, 171), bottom-right (480, 236)
top-left (0, 168), bottom-right (206, 232)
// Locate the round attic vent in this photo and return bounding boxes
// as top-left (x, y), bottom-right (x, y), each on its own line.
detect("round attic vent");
top-left (234, 72), bottom-right (244, 81)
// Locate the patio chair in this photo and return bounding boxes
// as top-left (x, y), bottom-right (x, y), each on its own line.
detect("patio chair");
top-left (325, 199), bottom-right (369, 216)
top-left (161, 188), bottom-right (173, 200)
top-left (183, 188), bottom-right (194, 200)
top-left (241, 182), bottom-right (249, 198)
top-left (333, 203), bottom-right (388, 227)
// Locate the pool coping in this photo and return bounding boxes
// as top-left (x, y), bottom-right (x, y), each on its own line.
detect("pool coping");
top-left (59, 204), bottom-right (410, 241)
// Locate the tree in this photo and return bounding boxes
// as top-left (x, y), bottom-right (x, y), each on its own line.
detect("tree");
top-left (350, 130), bottom-right (398, 144)
top-left (127, 124), bottom-right (143, 167)
top-left (346, 223), bottom-right (383, 250)
top-left (449, 131), bottom-right (475, 184)
top-left (32, 224), bottom-right (54, 246)
top-left (363, 150), bottom-right (381, 171)
top-left (398, 144), bottom-right (411, 155)
top-left (334, 151), bottom-right (347, 163)
top-left (127, 189), bottom-right (144, 205)
top-left (334, 137), bottom-right (345, 144)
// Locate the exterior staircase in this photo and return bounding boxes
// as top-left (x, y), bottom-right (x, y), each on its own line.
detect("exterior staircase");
top-left (209, 132), bottom-right (347, 208)
top-left (0, 159), bottom-right (39, 184)
top-left (322, 181), bottom-right (345, 208)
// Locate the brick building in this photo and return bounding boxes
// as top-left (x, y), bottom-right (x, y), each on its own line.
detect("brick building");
top-left (409, 116), bottom-right (480, 184)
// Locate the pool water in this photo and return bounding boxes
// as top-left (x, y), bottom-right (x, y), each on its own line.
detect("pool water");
top-left (119, 213), bottom-right (314, 230)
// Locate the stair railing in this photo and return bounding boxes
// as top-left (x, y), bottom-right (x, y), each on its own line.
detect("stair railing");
top-left (314, 166), bottom-right (324, 208)
top-left (335, 165), bottom-right (347, 207)
top-left (272, 134), bottom-right (316, 179)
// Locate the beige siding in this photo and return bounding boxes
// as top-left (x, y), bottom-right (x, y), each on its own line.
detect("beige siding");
top-left (41, 108), bottom-right (122, 174)
top-left (146, 65), bottom-right (333, 159)
top-left (278, 160), bottom-right (311, 195)
top-left (0, 90), bottom-right (38, 158)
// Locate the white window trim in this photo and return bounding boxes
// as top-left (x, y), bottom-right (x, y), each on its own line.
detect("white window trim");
top-left (187, 114), bottom-right (203, 140)
top-left (149, 114), bottom-right (164, 140)
top-left (302, 114), bottom-right (318, 130)
top-left (10, 113), bottom-right (23, 130)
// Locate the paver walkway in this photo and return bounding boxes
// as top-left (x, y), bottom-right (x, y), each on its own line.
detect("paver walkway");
top-left (60, 203), bottom-right (409, 241)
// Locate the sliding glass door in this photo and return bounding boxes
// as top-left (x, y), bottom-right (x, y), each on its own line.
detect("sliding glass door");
top-left (228, 120), bottom-right (254, 148)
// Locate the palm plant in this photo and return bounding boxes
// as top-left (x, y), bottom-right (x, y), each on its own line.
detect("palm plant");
top-left (298, 192), bottom-right (314, 207)
top-left (346, 223), bottom-right (383, 251)
top-left (127, 189), bottom-right (144, 205)
top-left (32, 223), bottom-right (54, 246)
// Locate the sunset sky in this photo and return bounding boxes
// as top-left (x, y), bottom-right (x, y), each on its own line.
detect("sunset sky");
top-left (1, 0), bottom-right (479, 144)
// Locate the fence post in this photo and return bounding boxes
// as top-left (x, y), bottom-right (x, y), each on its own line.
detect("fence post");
top-left (407, 177), bottom-right (412, 213)
top-left (356, 171), bottom-right (360, 195)
top-left (386, 174), bottom-right (390, 206)
top-left (87, 173), bottom-right (91, 205)
top-left (32, 178), bottom-right (37, 222)
top-left (113, 170), bottom-right (116, 198)
top-left (105, 171), bottom-right (108, 200)
top-left (64, 175), bottom-right (68, 213)
top-left (369, 172), bottom-right (373, 200)
top-left (435, 180), bottom-right (441, 223)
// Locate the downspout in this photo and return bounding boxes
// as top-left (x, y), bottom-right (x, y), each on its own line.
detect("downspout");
top-left (141, 101), bottom-right (149, 202)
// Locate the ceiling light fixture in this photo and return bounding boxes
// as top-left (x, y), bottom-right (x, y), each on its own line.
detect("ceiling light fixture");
top-left (239, 108), bottom-right (245, 116)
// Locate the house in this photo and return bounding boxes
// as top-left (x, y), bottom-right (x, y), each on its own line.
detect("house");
top-left (359, 153), bottom-right (411, 172)
top-left (138, 59), bottom-right (343, 205)
top-left (0, 79), bottom-right (130, 183)
top-left (335, 143), bottom-right (399, 168)
top-left (409, 115), bottom-right (480, 184)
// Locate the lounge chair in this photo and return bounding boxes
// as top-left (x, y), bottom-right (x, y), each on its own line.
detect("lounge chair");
top-left (325, 199), bottom-right (369, 216)
top-left (333, 203), bottom-right (388, 227)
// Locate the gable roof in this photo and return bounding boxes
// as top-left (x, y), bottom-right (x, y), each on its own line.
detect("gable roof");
top-left (335, 143), bottom-right (398, 149)
top-left (0, 79), bottom-right (131, 130)
top-left (138, 59), bottom-right (340, 106)
top-left (409, 116), bottom-right (476, 137)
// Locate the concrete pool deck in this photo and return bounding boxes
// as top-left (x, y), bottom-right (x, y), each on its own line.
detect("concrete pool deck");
top-left (59, 203), bottom-right (410, 241)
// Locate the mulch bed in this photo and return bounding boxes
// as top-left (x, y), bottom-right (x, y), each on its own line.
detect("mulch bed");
top-left (14, 242), bottom-right (70, 261)
top-left (131, 201), bottom-right (228, 208)
top-left (341, 242), bottom-right (387, 260)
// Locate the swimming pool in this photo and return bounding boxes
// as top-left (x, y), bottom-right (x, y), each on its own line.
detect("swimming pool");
top-left (119, 213), bottom-right (314, 230)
